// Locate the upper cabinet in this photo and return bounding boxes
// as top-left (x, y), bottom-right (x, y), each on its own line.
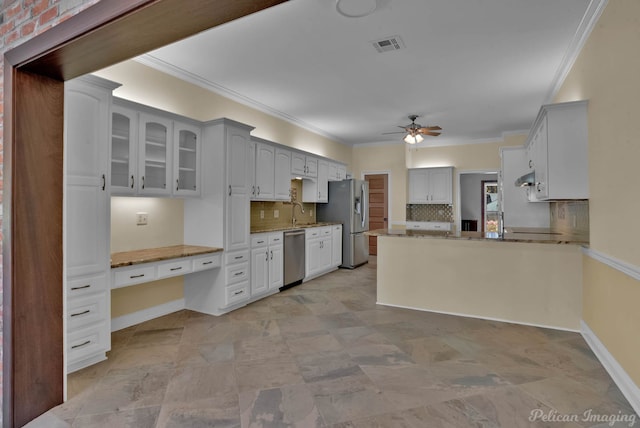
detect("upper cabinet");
top-left (111, 98), bottom-right (201, 198)
top-left (525, 100), bottom-right (588, 201)
top-left (408, 167), bottom-right (453, 204)
top-left (302, 158), bottom-right (329, 203)
top-left (291, 152), bottom-right (318, 178)
top-left (138, 113), bottom-right (172, 196)
top-left (173, 121), bottom-right (201, 196)
top-left (328, 162), bottom-right (348, 181)
top-left (249, 138), bottom-right (292, 201)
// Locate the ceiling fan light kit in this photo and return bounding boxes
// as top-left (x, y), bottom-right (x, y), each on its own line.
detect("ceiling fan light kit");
top-left (404, 133), bottom-right (424, 144)
top-left (383, 115), bottom-right (442, 144)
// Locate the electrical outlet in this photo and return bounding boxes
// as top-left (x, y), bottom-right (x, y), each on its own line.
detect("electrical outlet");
top-left (274, 209), bottom-right (279, 218)
top-left (260, 210), bottom-right (264, 219)
top-left (310, 209), bottom-right (313, 217)
top-left (136, 212), bottom-right (148, 226)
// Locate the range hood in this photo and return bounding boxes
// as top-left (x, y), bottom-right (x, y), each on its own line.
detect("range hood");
top-left (514, 171), bottom-right (535, 187)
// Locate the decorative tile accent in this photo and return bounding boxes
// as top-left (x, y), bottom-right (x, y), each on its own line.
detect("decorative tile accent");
top-left (250, 180), bottom-right (317, 229)
top-left (405, 204), bottom-right (454, 222)
top-left (550, 200), bottom-right (589, 238)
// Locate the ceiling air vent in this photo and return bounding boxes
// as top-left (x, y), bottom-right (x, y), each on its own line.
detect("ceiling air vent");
top-left (371, 35), bottom-right (405, 53)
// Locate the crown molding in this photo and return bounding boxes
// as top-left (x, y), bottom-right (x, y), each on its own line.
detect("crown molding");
top-left (134, 54), bottom-right (348, 146)
top-left (544, 0), bottom-right (609, 103)
top-left (354, 130), bottom-right (528, 149)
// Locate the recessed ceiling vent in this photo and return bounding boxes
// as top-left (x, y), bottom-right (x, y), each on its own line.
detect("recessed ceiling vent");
top-left (371, 35), bottom-right (405, 53)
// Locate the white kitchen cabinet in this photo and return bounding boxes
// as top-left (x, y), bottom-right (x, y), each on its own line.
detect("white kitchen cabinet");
top-left (331, 224), bottom-right (343, 268)
top-left (291, 152), bottom-right (318, 178)
top-left (173, 121), bottom-right (201, 197)
top-left (525, 100), bottom-right (588, 200)
top-left (184, 118), bottom-right (255, 315)
top-left (406, 221), bottom-right (452, 231)
top-left (274, 148), bottom-right (292, 200)
top-left (328, 162), bottom-right (348, 181)
top-left (305, 226), bottom-right (333, 279)
top-left (138, 112), bottom-right (173, 195)
top-left (302, 158), bottom-right (329, 203)
top-left (247, 139), bottom-right (257, 199)
top-left (65, 75), bottom-right (119, 373)
top-left (408, 167), bottom-right (453, 204)
top-left (254, 142), bottom-right (275, 200)
top-left (110, 104), bottom-right (138, 194)
top-left (251, 232), bottom-right (283, 296)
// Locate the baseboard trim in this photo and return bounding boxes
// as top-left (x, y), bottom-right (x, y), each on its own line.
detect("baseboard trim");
top-left (111, 298), bottom-right (185, 332)
top-left (376, 301), bottom-right (580, 332)
top-left (581, 320), bottom-right (640, 416)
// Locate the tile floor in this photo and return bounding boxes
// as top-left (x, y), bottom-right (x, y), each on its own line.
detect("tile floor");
top-left (35, 260), bottom-right (636, 427)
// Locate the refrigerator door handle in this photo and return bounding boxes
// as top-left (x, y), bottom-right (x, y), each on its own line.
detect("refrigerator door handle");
top-left (361, 183), bottom-right (366, 229)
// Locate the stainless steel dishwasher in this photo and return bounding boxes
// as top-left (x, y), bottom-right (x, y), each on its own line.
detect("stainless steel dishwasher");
top-left (283, 229), bottom-right (305, 289)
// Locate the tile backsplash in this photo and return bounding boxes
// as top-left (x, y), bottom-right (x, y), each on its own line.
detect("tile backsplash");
top-left (250, 179), bottom-right (316, 230)
top-left (550, 200), bottom-right (589, 237)
top-left (406, 204), bottom-right (454, 222)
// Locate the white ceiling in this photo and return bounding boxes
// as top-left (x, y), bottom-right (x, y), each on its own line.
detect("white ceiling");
top-left (139, 0), bottom-right (592, 147)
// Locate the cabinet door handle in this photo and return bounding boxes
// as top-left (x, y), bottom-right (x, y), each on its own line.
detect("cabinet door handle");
top-left (170, 267), bottom-right (183, 271)
top-left (257, 186), bottom-right (260, 195)
top-left (266, 250), bottom-right (269, 261)
top-left (234, 271), bottom-right (244, 276)
top-left (234, 290), bottom-right (244, 296)
top-left (176, 179), bottom-right (180, 192)
top-left (101, 174), bottom-right (106, 191)
top-left (71, 340), bottom-right (91, 349)
top-left (234, 255), bottom-right (243, 260)
top-left (70, 309), bottom-right (90, 317)
top-left (142, 176), bottom-right (145, 190)
top-left (71, 284), bottom-right (91, 291)
top-left (228, 185), bottom-right (232, 196)
top-left (202, 261), bottom-right (213, 265)
top-left (536, 182), bottom-right (542, 192)
top-left (130, 175), bottom-right (135, 189)
top-left (252, 186), bottom-right (256, 196)
top-left (270, 250), bottom-right (273, 260)
top-left (529, 160), bottom-right (534, 168)
top-left (130, 274), bottom-right (145, 279)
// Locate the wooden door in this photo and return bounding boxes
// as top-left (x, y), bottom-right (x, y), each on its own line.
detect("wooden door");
top-left (365, 174), bottom-right (389, 256)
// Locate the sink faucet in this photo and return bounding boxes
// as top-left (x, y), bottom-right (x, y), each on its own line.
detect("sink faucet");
top-left (292, 201), bottom-right (305, 226)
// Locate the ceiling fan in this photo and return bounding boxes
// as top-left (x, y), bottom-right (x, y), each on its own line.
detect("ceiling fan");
top-left (384, 115), bottom-right (442, 144)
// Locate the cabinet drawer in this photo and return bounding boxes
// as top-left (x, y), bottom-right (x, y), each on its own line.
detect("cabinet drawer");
top-left (226, 262), bottom-right (249, 285)
top-left (67, 273), bottom-right (107, 297)
top-left (67, 322), bottom-right (109, 364)
top-left (68, 292), bottom-right (108, 330)
top-left (113, 265), bottom-right (156, 289)
top-left (225, 250), bottom-right (249, 265)
top-left (251, 234), bottom-right (269, 248)
top-left (192, 254), bottom-right (221, 272)
top-left (157, 259), bottom-right (193, 279)
top-left (225, 281), bottom-right (249, 306)
top-left (268, 232), bottom-right (283, 246)
top-left (406, 222), bottom-right (452, 231)
top-left (321, 227), bottom-right (332, 236)
top-left (306, 228), bottom-right (321, 239)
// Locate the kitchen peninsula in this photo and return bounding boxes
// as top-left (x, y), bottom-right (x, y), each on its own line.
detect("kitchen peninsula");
top-left (367, 228), bottom-right (588, 331)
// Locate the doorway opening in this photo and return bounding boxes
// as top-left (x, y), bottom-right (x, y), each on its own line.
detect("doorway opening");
top-left (363, 172), bottom-right (389, 256)
top-left (457, 171), bottom-right (498, 233)
top-left (481, 180), bottom-right (499, 233)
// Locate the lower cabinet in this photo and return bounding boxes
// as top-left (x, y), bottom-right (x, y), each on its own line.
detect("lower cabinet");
top-left (251, 232), bottom-right (283, 296)
top-left (305, 226), bottom-right (335, 279)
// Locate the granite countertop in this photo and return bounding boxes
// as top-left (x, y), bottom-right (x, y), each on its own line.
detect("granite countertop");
top-left (366, 227), bottom-right (589, 245)
top-left (250, 222), bottom-right (342, 234)
top-left (111, 245), bottom-right (223, 268)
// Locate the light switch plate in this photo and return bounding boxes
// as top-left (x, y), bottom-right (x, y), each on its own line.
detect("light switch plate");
top-left (260, 210), bottom-right (264, 219)
top-left (274, 210), bottom-right (279, 218)
top-left (136, 212), bottom-right (148, 225)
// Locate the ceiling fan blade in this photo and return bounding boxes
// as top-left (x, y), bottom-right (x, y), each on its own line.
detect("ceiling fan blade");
top-left (423, 131), bottom-right (441, 136)
top-left (417, 126), bottom-right (442, 133)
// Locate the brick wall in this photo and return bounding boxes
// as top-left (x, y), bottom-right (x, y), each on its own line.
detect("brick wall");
top-left (0, 0), bottom-right (102, 421)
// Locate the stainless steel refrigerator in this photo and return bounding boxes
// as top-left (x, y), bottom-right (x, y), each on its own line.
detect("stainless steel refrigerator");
top-left (317, 179), bottom-right (369, 268)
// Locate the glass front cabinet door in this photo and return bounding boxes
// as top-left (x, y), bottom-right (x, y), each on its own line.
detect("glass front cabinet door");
top-left (138, 113), bottom-right (172, 195)
top-left (173, 121), bottom-right (201, 197)
top-left (110, 105), bottom-right (138, 195)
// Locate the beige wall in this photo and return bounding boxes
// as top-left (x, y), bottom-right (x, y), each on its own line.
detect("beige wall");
top-left (351, 144), bottom-right (407, 225)
top-left (377, 236), bottom-right (583, 330)
top-left (95, 60), bottom-right (352, 167)
top-left (351, 136), bottom-right (524, 226)
top-left (553, 0), bottom-right (640, 386)
top-left (110, 197), bottom-right (185, 318)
